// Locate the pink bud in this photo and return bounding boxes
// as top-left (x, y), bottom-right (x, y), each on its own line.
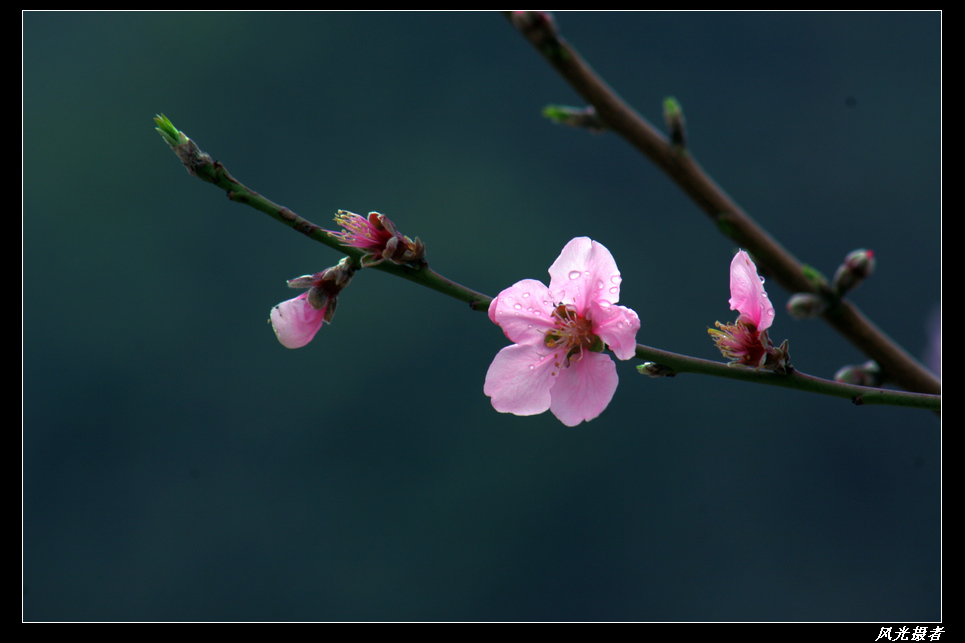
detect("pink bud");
top-left (832, 248), bottom-right (875, 295)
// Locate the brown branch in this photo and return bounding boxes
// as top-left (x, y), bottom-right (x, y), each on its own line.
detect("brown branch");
top-left (506, 11), bottom-right (940, 396)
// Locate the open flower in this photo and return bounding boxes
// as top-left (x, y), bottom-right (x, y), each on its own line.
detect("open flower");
top-left (484, 237), bottom-right (640, 426)
top-left (270, 258), bottom-right (357, 349)
top-left (709, 250), bottom-right (788, 372)
top-left (327, 210), bottom-right (425, 267)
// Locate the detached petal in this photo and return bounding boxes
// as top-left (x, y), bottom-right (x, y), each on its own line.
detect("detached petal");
top-left (728, 250), bottom-right (774, 331)
top-left (270, 292), bottom-right (327, 349)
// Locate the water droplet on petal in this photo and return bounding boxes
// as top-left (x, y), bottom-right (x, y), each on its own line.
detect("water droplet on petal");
top-left (609, 286), bottom-right (619, 294)
top-left (568, 270), bottom-right (581, 280)
top-left (597, 279), bottom-right (605, 290)
top-left (610, 275), bottom-right (622, 285)
top-left (521, 292), bottom-right (530, 298)
top-left (513, 303), bottom-right (522, 310)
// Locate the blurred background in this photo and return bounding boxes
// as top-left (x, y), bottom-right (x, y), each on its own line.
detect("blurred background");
top-left (23, 11), bottom-right (940, 621)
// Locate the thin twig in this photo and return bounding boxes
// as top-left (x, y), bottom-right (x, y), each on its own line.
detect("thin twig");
top-left (633, 344), bottom-right (939, 411)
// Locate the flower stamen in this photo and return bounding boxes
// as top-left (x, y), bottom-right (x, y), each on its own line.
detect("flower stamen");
top-left (544, 303), bottom-right (599, 365)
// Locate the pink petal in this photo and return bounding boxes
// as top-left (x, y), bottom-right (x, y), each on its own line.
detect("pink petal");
top-left (588, 299), bottom-right (640, 361)
top-left (484, 343), bottom-right (560, 416)
top-left (549, 352), bottom-right (619, 426)
top-left (728, 250), bottom-right (774, 331)
top-left (488, 279), bottom-right (557, 345)
top-left (270, 292), bottom-right (327, 349)
top-left (547, 237), bottom-right (623, 313)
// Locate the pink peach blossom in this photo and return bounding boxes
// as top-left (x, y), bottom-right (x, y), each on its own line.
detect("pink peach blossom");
top-left (269, 258), bottom-right (357, 349)
top-left (709, 250), bottom-right (788, 371)
top-left (484, 237), bottom-right (640, 426)
top-left (327, 210), bottom-right (425, 267)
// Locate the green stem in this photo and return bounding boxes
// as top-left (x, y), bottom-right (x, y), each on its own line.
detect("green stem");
top-left (505, 12), bottom-right (940, 397)
top-left (634, 345), bottom-right (939, 411)
top-left (154, 115), bottom-right (939, 413)
top-left (154, 115), bottom-right (492, 311)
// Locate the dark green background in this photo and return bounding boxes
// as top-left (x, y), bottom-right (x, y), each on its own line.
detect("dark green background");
top-left (24, 11), bottom-right (941, 621)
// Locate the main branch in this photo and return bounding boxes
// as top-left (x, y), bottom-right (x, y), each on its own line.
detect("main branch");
top-left (506, 12), bottom-right (940, 396)
top-left (154, 114), bottom-right (939, 413)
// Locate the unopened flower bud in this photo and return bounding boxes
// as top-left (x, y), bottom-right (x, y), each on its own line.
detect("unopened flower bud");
top-left (663, 97), bottom-right (686, 148)
top-left (510, 11), bottom-right (565, 61)
top-left (832, 249), bottom-right (875, 295)
top-left (834, 360), bottom-right (882, 387)
top-left (542, 105), bottom-right (607, 132)
top-left (510, 11), bottom-right (557, 40)
top-left (154, 114), bottom-right (188, 148)
top-left (637, 362), bottom-right (676, 378)
top-left (786, 292), bottom-right (827, 319)
top-left (154, 113), bottom-right (213, 177)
